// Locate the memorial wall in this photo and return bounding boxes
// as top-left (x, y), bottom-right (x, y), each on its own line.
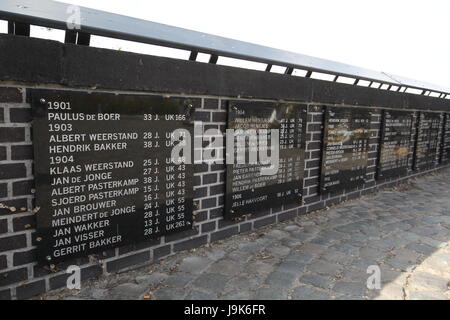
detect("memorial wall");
top-left (29, 95), bottom-right (449, 262)
top-left (320, 106), bottom-right (372, 195)
top-left (413, 112), bottom-right (442, 171)
top-left (377, 110), bottom-right (415, 179)
top-left (440, 114), bottom-right (450, 164)
top-left (225, 101), bottom-right (306, 219)
top-left (0, 34), bottom-right (449, 299)
top-left (31, 90), bottom-right (195, 262)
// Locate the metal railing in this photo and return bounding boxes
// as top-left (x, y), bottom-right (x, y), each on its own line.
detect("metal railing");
top-left (0, 0), bottom-right (449, 98)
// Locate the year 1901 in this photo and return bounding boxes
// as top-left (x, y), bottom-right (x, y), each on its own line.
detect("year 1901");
top-left (47, 101), bottom-right (71, 110)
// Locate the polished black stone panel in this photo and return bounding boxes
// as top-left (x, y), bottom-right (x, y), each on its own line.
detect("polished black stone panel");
top-left (413, 112), bottom-right (442, 171)
top-left (440, 113), bottom-right (450, 164)
top-left (377, 110), bottom-right (414, 179)
top-left (31, 90), bottom-right (195, 263)
top-left (320, 106), bottom-right (372, 195)
top-left (225, 101), bottom-right (307, 219)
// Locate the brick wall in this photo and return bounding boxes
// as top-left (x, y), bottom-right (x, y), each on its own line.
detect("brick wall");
top-left (0, 85), bottom-right (449, 300)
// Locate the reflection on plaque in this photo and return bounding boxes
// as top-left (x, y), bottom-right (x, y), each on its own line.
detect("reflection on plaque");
top-left (31, 90), bottom-right (195, 262)
top-left (320, 106), bottom-right (372, 195)
top-left (440, 114), bottom-right (450, 164)
top-left (225, 101), bottom-right (307, 219)
top-left (413, 112), bottom-right (442, 171)
top-left (376, 110), bottom-right (414, 179)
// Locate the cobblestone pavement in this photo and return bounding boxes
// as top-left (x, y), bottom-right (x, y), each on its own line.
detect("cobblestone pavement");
top-left (38, 169), bottom-right (450, 300)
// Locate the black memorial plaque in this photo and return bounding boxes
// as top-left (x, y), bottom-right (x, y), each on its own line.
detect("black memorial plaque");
top-left (31, 90), bottom-right (195, 263)
top-left (413, 112), bottom-right (442, 171)
top-left (320, 106), bottom-right (372, 195)
top-left (225, 101), bottom-right (307, 219)
top-left (440, 113), bottom-right (450, 164)
top-left (376, 110), bottom-right (414, 179)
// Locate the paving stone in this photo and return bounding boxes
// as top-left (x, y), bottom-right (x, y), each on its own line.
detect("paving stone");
top-left (224, 275), bottom-right (261, 292)
top-left (280, 237), bottom-right (304, 248)
top-left (340, 267), bottom-right (370, 283)
top-left (265, 245), bottom-right (291, 257)
top-left (388, 236), bottom-right (417, 248)
top-left (291, 232), bottom-right (316, 241)
top-left (191, 273), bottom-right (231, 293)
top-left (222, 290), bottom-right (252, 300)
top-left (164, 273), bottom-right (195, 288)
top-left (407, 272), bottom-right (449, 291)
top-left (276, 260), bottom-right (306, 275)
top-left (335, 223), bottom-right (363, 234)
top-left (295, 243), bottom-right (328, 256)
top-left (135, 272), bottom-right (168, 286)
top-left (359, 228), bottom-right (383, 238)
top-left (205, 249), bottom-right (227, 261)
top-left (178, 256), bottom-right (212, 274)
top-left (378, 268), bottom-right (404, 284)
top-left (284, 225), bottom-right (301, 232)
top-left (409, 226), bottom-right (438, 237)
top-left (83, 288), bottom-right (108, 300)
top-left (329, 243), bottom-right (360, 255)
top-left (153, 287), bottom-right (187, 299)
top-left (299, 274), bottom-right (332, 290)
top-left (350, 258), bottom-right (380, 270)
top-left (285, 252), bottom-right (314, 264)
top-left (407, 290), bottom-right (448, 300)
top-left (238, 241), bottom-right (265, 252)
top-left (400, 231), bottom-right (423, 243)
top-left (299, 225), bottom-right (321, 234)
top-left (432, 248), bottom-right (450, 270)
top-left (185, 290), bottom-right (217, 300)
top-left (306, 260), bottom-right (342, 277)
top-left (267, 230), bottom-right (290, 239)
top-left (364, 288), bottom-right (382, 300)
top-left (244, 260), bottom-right (275, 276)
top-left (227, 250), bottom-right (254, 263)
top-left (63, 296), bottom-right (87, 300)
top-left (332, 293), bottom-right (366, 300)
top-left (254, 287), bottom-right (288, 300)
top-left (321, 230), bottom-right (350, 241)
top-left (207, 260), bottom-right (244, 276)
top-left (291, 285), bottom-right (330, 300)
top-left (320, 249), bottom-right (351, 264)
top-left (377, 283), bottom-right (405, 300)
top-left (383, 222), bottom-right (409, 233)
top-left (420, 237), bottom-right (447, 249)
top-left (346, 234), bottom-right (370, 247)
top-left (358, 247), bottom-right (386, 260)
top-left (109, 283), bottom-right (149, 299)
top-left (405, 242), bottom-right (436, 255)
top-left (384, 257), bottom-right (417, 271)
top-left (265, 271), bottom-right (297, 288)
top-left (310, 236), bottom-right (337, 246)
top-left (332, 281), bottom-right (367, 296)
top-left (431, 232), bottom-right (450, 242)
